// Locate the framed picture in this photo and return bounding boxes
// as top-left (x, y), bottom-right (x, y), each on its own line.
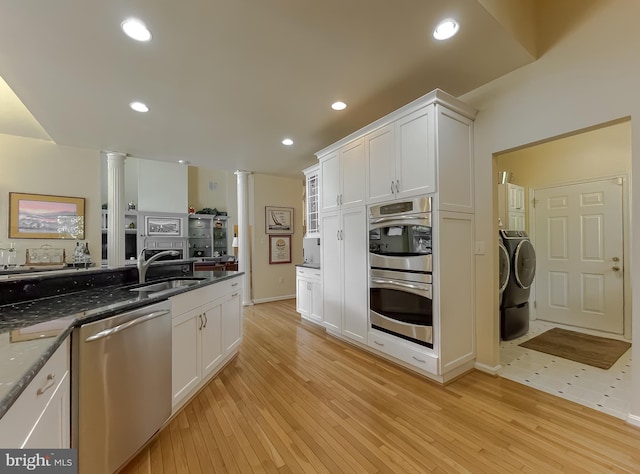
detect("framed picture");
top-left (269, 235), bottom-right (292, 264)
top-left (145, 216), bottom-right (182, 236)
top-left (265, 206), bottom-right (293, 234)
top-left (9, 192), bottom-right (85, 239)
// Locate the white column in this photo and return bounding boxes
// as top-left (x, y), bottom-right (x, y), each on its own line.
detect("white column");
top-left (106, 152), bottom-right (126, 268)
top-left (235, 170), bottom-right (252, 305)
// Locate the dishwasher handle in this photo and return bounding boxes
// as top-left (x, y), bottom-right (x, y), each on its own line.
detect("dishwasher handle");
top-left (84, 309), bottom-right (171, 342)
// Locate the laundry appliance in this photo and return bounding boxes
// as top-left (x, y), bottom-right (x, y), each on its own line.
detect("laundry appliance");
top-left (499, 230), bottom-right (536, 340)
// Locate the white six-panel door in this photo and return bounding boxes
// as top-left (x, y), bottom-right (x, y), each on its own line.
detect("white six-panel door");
top-left (534, 178), bottom-right (624, 333)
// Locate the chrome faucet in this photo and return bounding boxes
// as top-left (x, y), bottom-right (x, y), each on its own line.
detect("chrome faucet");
top-left (137, 248), bottom-right (180, 283)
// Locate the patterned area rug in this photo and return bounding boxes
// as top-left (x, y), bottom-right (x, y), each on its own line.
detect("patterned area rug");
top-left (519, 327), bottom-right (631, 369)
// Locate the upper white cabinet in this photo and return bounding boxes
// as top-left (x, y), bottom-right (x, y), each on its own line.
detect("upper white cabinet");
top-left (303, 164), bottom-right (320, 238)
top-left (320, 138), bottom-right (365, 212)
top-left (498, 183), bottom-right (526, 231)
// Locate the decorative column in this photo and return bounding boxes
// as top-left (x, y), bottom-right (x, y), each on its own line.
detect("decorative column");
top-left (235, 170), bottom-right (252, 305)
top-left (106, 152), bottom-right (126, 267)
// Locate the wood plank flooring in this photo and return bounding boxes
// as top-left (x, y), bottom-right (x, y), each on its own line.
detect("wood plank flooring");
top-left (121, 299), bottom-right (640, 473)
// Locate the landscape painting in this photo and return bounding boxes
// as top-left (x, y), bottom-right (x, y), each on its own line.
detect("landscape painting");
top-left (9, 192), bottom-right (85, 239)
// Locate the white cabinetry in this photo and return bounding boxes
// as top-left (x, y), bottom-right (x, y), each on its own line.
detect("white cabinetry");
top-left (0, 338), bottom-right (70, 448)
top-left (320, 138), bottom-right (365, 212)
top-left (170, 276), bottom-right (242, 412)
top-left (303, 165), bottom-right (320, 238)
top-left (296, 267), bottom-right (322, 325)
top-left (365, 98), bottom-right (474, 211)
top-left (498, 183), bottom-right (526, 231)
top-left (320, 207), bottom-right (368, 343)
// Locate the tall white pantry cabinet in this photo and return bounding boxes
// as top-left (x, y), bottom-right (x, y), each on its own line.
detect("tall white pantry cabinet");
top-left (315, 89), bottom-right (477, 383)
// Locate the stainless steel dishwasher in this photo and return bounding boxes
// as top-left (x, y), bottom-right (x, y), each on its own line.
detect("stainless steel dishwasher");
top-left (72, 300), bottom-right (172, 474)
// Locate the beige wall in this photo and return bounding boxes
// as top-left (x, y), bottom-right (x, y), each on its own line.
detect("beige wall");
top-left (461, 0), bottom-right (640, 420)
top-left (250, 173), bottom-right (303, 303)
top-left (0, 133), bottom-right (101, 265)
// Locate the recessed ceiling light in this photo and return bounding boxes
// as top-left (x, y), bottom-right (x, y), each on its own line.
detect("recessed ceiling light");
top-left (129, 101), bottom-right (149, 112)
top-left (121, 18), bottom-right (152, 42)
top-left (282, 138), bottom-right (294, 146)
top-left (331, 101), bottom-right (347, 111)
top-left (433, 19), bottom-right (459, 40)
top-left (178, 159), bottom-right (190, 165)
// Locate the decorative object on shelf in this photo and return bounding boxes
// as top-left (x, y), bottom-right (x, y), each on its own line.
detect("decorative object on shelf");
top-left (265, 206), bottom-right (293, 234)
top-left (188, 206), bottom-right (195, 214)
top-left (25, 244), bottom-right (66, 265)
top-left (269, 235), bottom-right (292, 264)
top-left (0, 242), bottom-right (17, 269)
top-left (195, 207), bottom-right (218, 215)
top-left (9, 192), bottom-right (85, 239)
top-left (145, 216), bottom-right (182, 236)
top-left (128, 201), bottom-right (136, 210)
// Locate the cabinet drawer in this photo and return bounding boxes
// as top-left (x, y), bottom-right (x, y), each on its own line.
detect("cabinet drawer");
top-left (0, 338), bottom-right (69, 447)
top-left (368, 330), bottom-right (438, 374)
top-left (296, 267), bottom-right (321, 281)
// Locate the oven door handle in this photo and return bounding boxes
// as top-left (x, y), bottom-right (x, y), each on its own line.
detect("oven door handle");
top-left (369, 215), bottom-right (431, 228)
top-left (370, 277), bottom-right (432, 295)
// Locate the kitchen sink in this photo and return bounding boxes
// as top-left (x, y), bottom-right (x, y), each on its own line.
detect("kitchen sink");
top-left (129, 278), bottom-right (206, 296)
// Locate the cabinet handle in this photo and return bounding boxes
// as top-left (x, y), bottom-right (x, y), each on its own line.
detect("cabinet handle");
top-left (204, 313), bottom-right (208, 328)
top-left (395, 180), bottom-right (400, 194)
top-left (231, 282), bottom-right (238, 287)
top-left (391, 182), bottom-right (395, 194)
top-left (412, 356), bottom-right (426, 364)
top-left (336, 195), bottom-right (340, 206)
top-left (374, 340), bottom-right (384, 347)
top-left (36, 373), bottom-right (56, 396)
top-left (232, 292), bottom-right (239, 297)
top-left (198, 314), bottom-right (203, 330)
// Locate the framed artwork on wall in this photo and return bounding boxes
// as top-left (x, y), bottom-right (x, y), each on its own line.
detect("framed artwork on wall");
top-left (265, 206), bottom-right (293, 234)
top-left (9, 192), bottom-right (85, 239)
top-left (269, 235), bottom-right (292, 264)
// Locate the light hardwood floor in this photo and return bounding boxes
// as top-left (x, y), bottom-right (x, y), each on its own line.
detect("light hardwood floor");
top-left (121, 299), bottom-right (640, 473)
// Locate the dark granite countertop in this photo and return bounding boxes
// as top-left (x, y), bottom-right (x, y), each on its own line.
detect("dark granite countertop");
top-left (296, 263), bottom-right (321, 270)
top-left (0, 264), bottom-right (243, 419)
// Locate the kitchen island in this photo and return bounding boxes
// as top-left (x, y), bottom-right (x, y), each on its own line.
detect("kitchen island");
top-left (0, 261), bottom-right (242, 419)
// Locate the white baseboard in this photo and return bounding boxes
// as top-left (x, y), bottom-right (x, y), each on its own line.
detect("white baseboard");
top-left (627, 413), bottom-right (640, 428)
top-left (474, 362), bottom-right (502, 375)
top-left (252, 294), bottom-right (295, 304)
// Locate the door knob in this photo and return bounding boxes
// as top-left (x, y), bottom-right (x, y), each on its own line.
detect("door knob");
top-left (612, 266), bottom-right (620, 272)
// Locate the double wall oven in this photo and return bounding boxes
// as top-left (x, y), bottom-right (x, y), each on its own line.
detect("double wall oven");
top-left (369, 196), bottom-right (434, 348)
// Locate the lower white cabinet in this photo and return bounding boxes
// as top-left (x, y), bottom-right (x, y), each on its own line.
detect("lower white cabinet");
top-left (296, 267), bottom-right (322, 325)
top-left (171, 276), bottom-right (242, 412)
top-left (0, 337), bottom-right (70, 448)
top-left (368, 330), bottom-right (438, 374)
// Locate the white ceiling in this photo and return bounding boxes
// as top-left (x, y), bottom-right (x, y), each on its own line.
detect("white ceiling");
top-left (0, 1), bottom-right (539, 178)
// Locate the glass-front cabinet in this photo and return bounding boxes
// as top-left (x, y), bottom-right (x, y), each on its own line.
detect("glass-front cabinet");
top-left (303, 164), bottom-right (320, 238)
top-left (188, 215), bottom-right (228, 258)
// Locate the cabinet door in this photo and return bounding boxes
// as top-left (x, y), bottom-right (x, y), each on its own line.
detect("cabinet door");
top-left (172, 307), bottom-right (202, 407)
top-left (22, 371), bottom-right (70, 448)
top-left (509, 211), bottom-right (526, 231)
top-left (341, 207), bottom-right (368, 343)
top-left (340, 139), bottom-right (366, 208)
top-left (508, 184), bottom-right (525, 211)
top-left (321, 212), bottom-right (342, 332)
top-left (396, 106), bottom-right (436, 198)
top-left (305, 169), bottom-right (320, 237)
top-left (296, 276), bottom-right (311, 316)
top-left (201, 301), bottom-right (223, 377)
top-left (222, 290), bottom-right (242, 355)
top-left (320, 151), bottom-right (340, 212)
top-left (366, 124), bottom-right (396, 204)
top-left (310, 278), bottom-right (323, 323)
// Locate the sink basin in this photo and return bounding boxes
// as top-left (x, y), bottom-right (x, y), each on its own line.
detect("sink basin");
top-left (129, 278), bottom-right (206, 295)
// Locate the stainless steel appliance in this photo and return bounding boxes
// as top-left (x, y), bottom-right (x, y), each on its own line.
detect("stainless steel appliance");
top-left (72, 301), bottom-right (172, 474)
top-left (369, 196), bottom-right (434, 348)
top-left (369, 196), bottom-right (432, 272)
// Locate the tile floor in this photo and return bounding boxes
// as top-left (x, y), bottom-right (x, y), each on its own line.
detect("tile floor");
top-left (499, 319), bottom-right (632, 420)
